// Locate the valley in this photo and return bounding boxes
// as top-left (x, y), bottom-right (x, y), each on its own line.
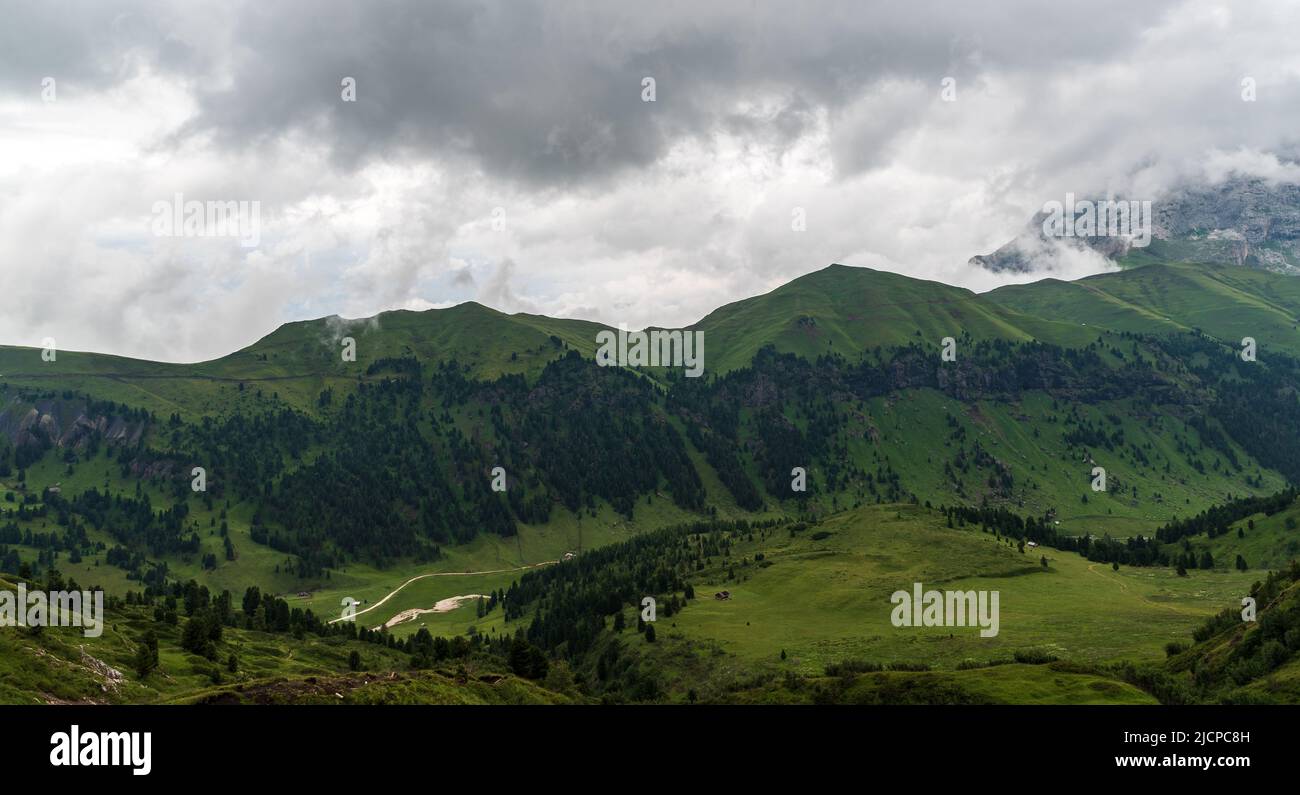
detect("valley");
top-left (3, 259), bottom-right (1300, 704)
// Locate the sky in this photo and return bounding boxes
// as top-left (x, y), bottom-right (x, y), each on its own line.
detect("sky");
top-left (2, 0), bottom-right (1300, 362)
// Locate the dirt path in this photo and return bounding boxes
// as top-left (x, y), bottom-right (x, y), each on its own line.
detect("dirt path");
top-left (1086, 563), bottom-right (1129, 592)
top-left (1085, 563), bottom-right (1201, 615)
top-left (379, 594), bottom-right (490, 630)
top-left (326, 561), bottom-right (554, 625)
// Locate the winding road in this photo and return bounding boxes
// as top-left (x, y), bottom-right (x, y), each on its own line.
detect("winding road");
top-left (326, 561), bottom-right (556, 625)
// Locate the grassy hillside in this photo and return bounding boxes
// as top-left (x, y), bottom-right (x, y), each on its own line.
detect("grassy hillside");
top-left (223, 302), bottom-right (607, 385)
top-left (3, 497), bottom-right (1294, 704)
top-left (3, 260), bottom-right (1300, 704)
top-left (0, 303), bottom-right (607, 418)
top-left (695, 264), bottom-right (1096, 373)
top-left (2, 261), bottom-right (1295, 611)
top-left (1163, 562), bottom-right (1300, 703)
top-left (7, 259), bottom-right (1300, 417)
top-left (1164, 496), bottom-right (1300, 573)
top-left (987, 262), bottom-right (1300, 356)
top-left (641, 504), bottom-right (1254, 672)
top-left (718, 663), bottom-right (1159, 705)
top-left (476, 503), bottom-right (1277, 704)
top-left (0, 571), bottom-right (574, 705)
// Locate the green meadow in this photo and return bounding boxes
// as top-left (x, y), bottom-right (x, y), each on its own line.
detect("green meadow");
top-left (653, 504), bottom-right (1255, 674)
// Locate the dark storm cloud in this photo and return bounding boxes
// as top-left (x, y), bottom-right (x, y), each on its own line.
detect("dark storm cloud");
top-left (0, 1), bottom-right (210, 92)
top-left (7, 0), bottom-right (1285, 364)
top-left (0, 0), bottom-right (1179, 186)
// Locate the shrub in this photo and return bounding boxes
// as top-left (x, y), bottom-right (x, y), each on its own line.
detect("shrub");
top-left (1012, 649), bottom-right (1059, 665)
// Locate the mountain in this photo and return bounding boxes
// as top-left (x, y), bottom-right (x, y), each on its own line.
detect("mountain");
top-left (0, 302), bottom-right (606, 419)
top-left (971, 176), bottom-right (1300, 275)
top-left (0, 263), bottom-right (1093, 416)
top-left (987, 261), bottom-right (1300, 356)
top-left (4, 260), bottom-right (1300, 559)
top-left (227, 301), bottom-right (607, 382)
top-left (5, 259), bottom-right (1300, 704)
top-left (692, 264), bottom-right (1094, 372)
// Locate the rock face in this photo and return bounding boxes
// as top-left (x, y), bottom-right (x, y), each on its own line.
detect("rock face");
top-left (0, 396), bottom-right (146, 452)
top-left (971, 177), bottom-right (1300, 274)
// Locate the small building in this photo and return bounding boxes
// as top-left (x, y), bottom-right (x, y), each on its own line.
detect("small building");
top-left (714, 590), bottom-right (731, 600)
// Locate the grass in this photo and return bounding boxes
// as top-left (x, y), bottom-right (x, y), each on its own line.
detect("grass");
top-left (0, 393), bottom-right (1282, 641)
top-left (696, 264), bottom-right (1096, 374)
top-left (988, 261), bottom-right (1300, 356)
top-left (0, 301), bottom-right (607, 419)
top-left (802, 663), bottom-right (1159, 705)
top-left (656, 504), bottom-right (1257, 676)
top-left (788, 387), bottom-right (1281, 534)
top-left (0, 580), bottom-right (411, 705)
top-left (0, 499), bottom-right (1283, 704)
top-left (2, 260), bottom-right (1298, 704)
top-left (1192, 502), bottom-right (1300, 572)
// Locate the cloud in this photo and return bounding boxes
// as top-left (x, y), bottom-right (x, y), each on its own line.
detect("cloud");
top-left (1200, 148), bottom-right (1300, 186)
top-left (2, 0), bottom-right (1300, 360)
top-left (476, 258), bottom-right (537, 314)
top-left (320, 314), bottom-right (381, 348)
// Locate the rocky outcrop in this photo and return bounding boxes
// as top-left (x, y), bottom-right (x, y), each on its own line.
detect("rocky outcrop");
top-left (0, 396), bottom-right (147, 452)
top-left (971, 176), bottom-right (1300, 274)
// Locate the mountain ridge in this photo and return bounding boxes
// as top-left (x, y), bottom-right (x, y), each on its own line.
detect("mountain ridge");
top-left (5, 255), bottom-right (1300, 705)
top-left (972, 176), bottom-right (1300, 275)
